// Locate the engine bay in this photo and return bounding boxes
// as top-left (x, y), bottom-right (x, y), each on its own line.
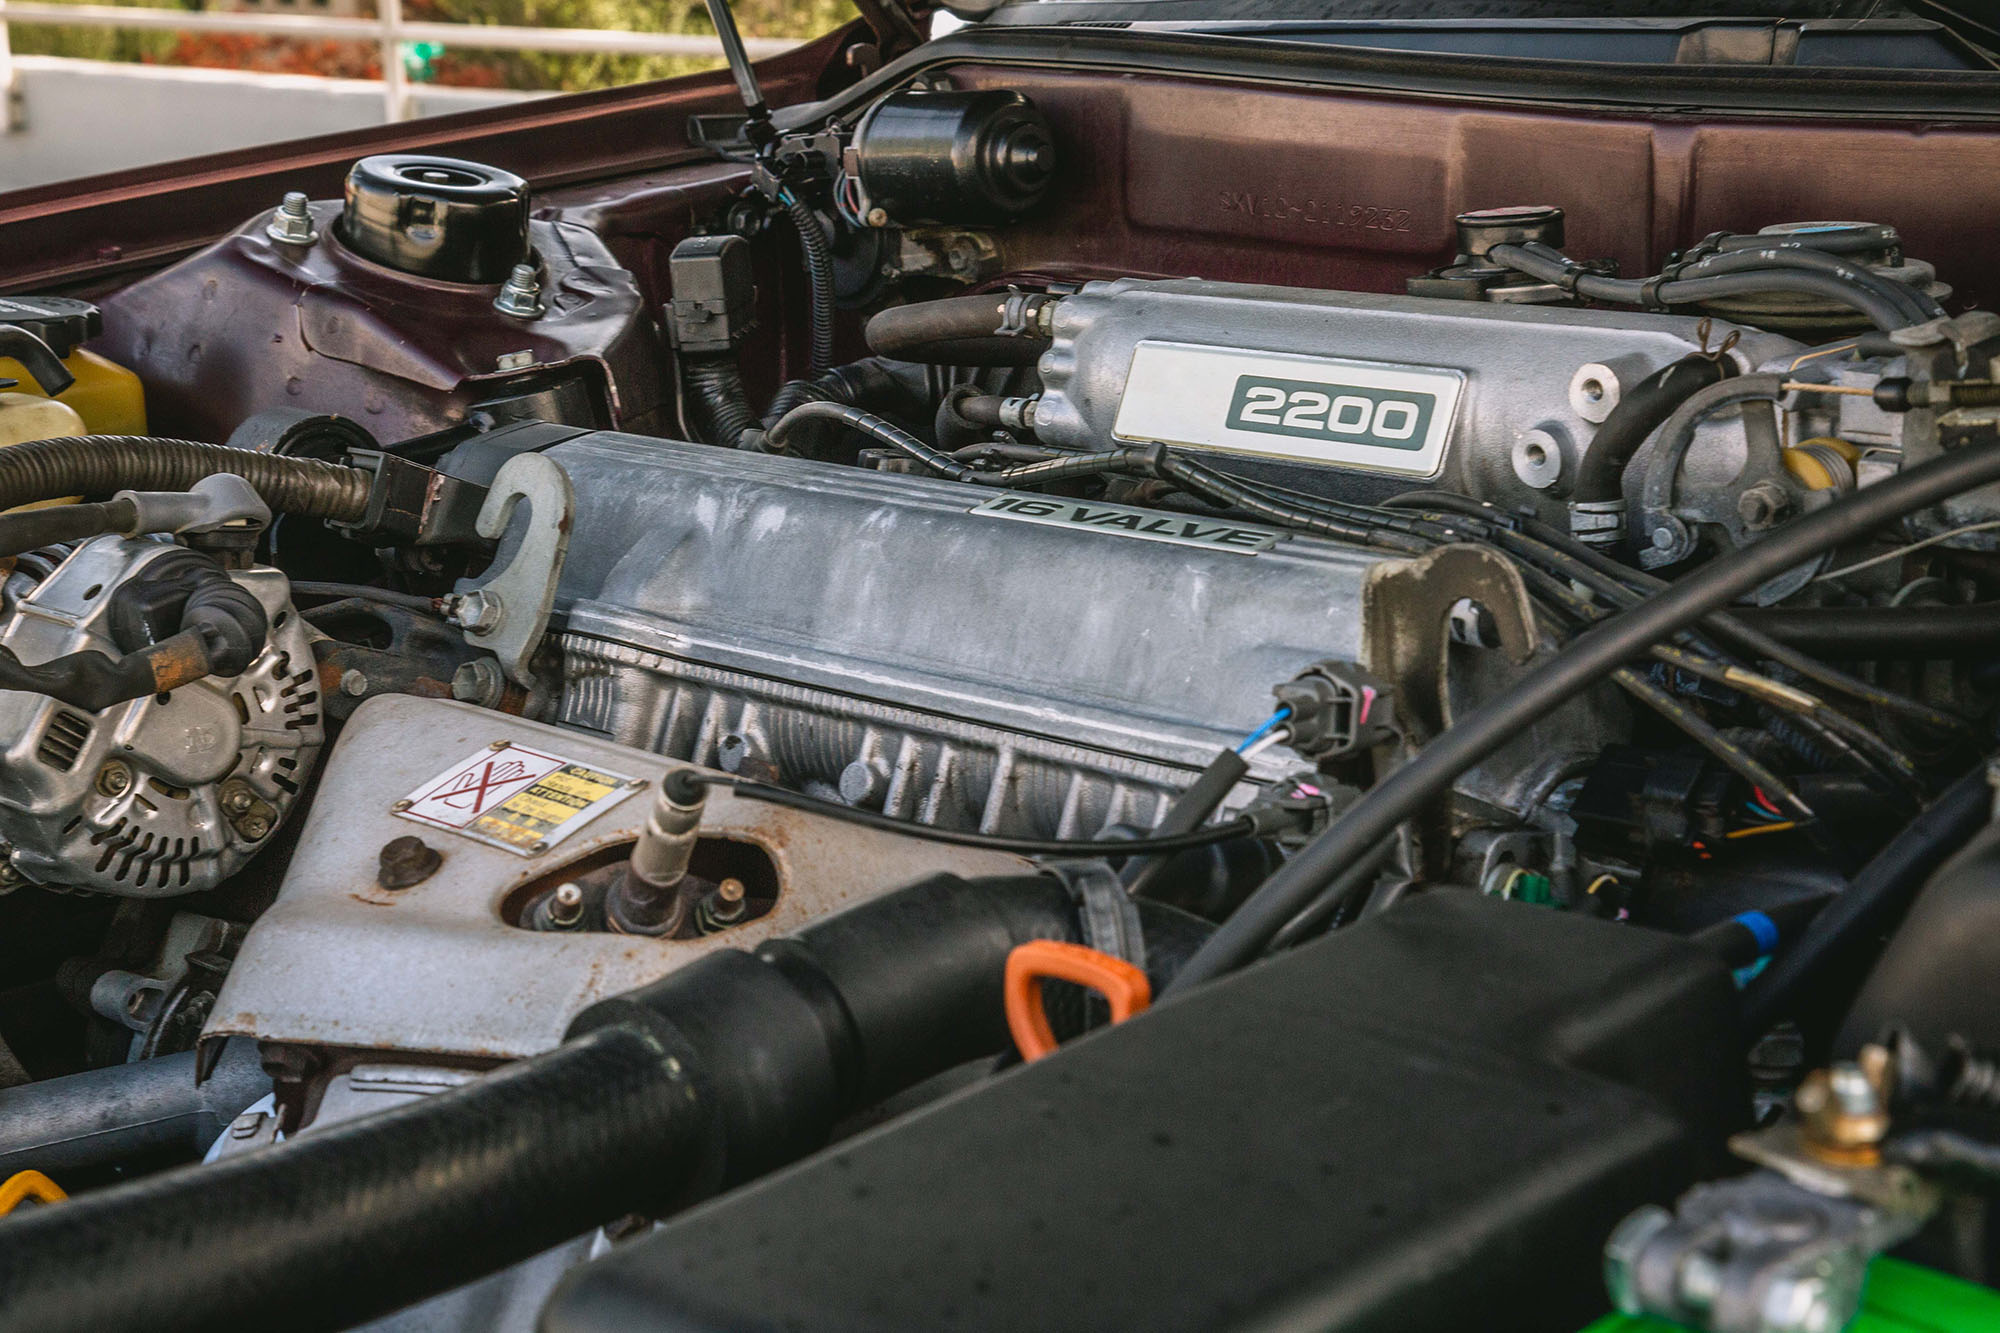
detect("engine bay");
top-left (1, 19), bottom-right (2000, 1333)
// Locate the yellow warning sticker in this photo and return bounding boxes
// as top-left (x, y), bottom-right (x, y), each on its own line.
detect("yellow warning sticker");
top-left (397, 745), bottom-right (641, 856)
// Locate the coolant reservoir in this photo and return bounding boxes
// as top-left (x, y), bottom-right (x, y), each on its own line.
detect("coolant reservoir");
top-left (0, 297), bottom-right (146, 435)
top-left (0, 392), bottom-right (86, 446)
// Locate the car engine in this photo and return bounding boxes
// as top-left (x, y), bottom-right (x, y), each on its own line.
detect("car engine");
top-left (1, 26), bottom-right (1999, 1333)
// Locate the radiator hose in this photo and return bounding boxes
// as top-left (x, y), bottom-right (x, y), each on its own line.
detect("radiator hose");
top-left (0, 873), bottom-right (1209, 1333)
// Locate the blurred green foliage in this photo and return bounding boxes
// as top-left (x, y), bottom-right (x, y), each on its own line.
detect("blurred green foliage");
top-left (7, 0), bottom-right (852, 93)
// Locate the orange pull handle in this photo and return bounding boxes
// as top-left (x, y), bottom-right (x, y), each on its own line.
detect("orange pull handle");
top-left (1004, 939), bottom-right (1151, 1063)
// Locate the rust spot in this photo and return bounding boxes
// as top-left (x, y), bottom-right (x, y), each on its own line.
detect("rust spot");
top-left (148, 637), bottom-right (210, 691)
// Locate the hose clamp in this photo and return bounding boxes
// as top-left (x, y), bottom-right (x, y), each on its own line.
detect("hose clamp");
top-left (1043, 858), bottom-right (1147, 974)
top-left (1569, 498), bottom-right (1627, 549)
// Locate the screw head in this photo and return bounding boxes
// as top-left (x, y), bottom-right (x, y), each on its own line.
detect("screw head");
top-left (865, 207), bottom-right (889, 228)
top-left (95, 761), bottom-right (133, 798)
top-left (340, 668), bottom-right (370, 697)
top-left (237, 815), bottom-right (273, 841)
top-left (717, 876), bottom-right (745, 904)
top-left (528, 840), bottom-right (550, 855)
top-left (391, 798), bottom-right (414, 812)
top-left (489, 739), bottom-right (511, 752)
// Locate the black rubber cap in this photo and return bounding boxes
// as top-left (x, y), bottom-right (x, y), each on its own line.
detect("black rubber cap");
top-left (337, 154), bottom-right (531, 285)
top-left (0, 296), bottom-right (100, 359)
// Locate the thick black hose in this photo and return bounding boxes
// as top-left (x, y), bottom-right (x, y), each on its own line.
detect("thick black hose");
top-left (780, 193), bottom-right (837, 379)
top-left (0, 872), bottom-right (1207, 1333)
top-left (1680, 247), bottom-right (1941, 324)
top-left (1574, 354), bottom-right (1733, 504)
top-left (0, 498), bottom-right (135, 558)
top-left (1733, 601), bottom-right (2000, 656)
top-left (0, 1042), bottom-right (269, 1179)
top-left (0, 326), bottom-right (74, 396)
top-left (682, 357), bottom-right (761, 449)
top-left (865, 293), bottom-right (1054, 366)
top-left (1166, 441), bottom-right (2000, 995)
top-left (0, 436), bottom-right (371, 520)
top-left (1487, 242), bottom-right (1916, 333)
top-left (0, 1024), bottom-right (706, 1333)
top-left (1742, 762), bottom-right (1990, 1041)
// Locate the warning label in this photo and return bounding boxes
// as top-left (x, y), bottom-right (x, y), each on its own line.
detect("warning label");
top-left (396, 743), bottom-right (640, 855)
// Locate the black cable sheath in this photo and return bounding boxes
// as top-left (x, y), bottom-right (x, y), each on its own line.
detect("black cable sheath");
top-left (0, 435), bottom-right (371, 520)
top-left (1167, 441), bottom-right (2000, 995)
top-left (780, 193), bottom-right (837, 379)
top-left (1733, 601), bottom-right (2000, 656)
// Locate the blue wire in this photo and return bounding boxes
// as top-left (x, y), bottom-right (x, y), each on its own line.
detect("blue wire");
top-left (1236, 707), bottom-right (1292, 753)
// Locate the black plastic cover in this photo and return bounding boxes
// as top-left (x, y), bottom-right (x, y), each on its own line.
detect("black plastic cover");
top-left (0, 296), bottom-right (100, 358)
top-left (852, 90), bottom-right (1055, 225)
top-left (337, 154), bottom-right (532, 285)
top-left (541, 893), bottom-right (1744, 1333)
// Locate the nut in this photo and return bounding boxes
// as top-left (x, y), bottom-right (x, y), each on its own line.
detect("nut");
top-left (1737, 481), bottom-right (1792, 531)
top-left (548, 881), bottom-right (586, 927)
top-left (1796, 1062), bottom-right (1890, 1166)
top-left (265, 191), bottom-right (320, 247)
top-left (95, 761), bottom-right (133, 798)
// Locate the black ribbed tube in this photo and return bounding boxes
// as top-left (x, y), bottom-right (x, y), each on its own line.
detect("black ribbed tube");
top-left (1167, 440), bottom-right (2000, 995)
top-left (0, 326), bottom-right (74, 396)
top-left (0, 1025), bottom-right (704, 1333)
top-left (0, 436), bottom-right (371, 520)
top-left (781, 193), bottom-right (836, 378)
top-left (682, 356), bottom-right (761, 448)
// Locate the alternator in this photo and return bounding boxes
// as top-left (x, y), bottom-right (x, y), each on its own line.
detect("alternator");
top-left (0, 536), bottom-right (323, 896)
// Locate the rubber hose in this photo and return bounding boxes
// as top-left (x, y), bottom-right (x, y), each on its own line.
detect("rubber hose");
top-left (866, 293), bottom-right (1054, 366)
top-left (0, 874), bottom-right (1210, 1333)
top-left (0, 436), bottom-right (370, 520)
top-left (682, 357), bottom-right (761, 449)
top-left (1165, 440), bottom-right (2000, 995)
top-left (1681, 247), bottom-right (1941, 324)
top-left (1487, 243), bottom-right (1916, 333)
top-left (1732, 601), bottom-right (2000, 656)
top-left (0, 498), bottom-right (136, 558)
top-left (781, 193), bottom-right (837, 379)
top-left (1574, 354), bottom-right (1733, 504)
top-left (0, 1024), bottom-right (706, 1333)
top-left (0, 326), bottom-right (75, 396)
top-left (1743, 762), bottom-right (1990, 1045)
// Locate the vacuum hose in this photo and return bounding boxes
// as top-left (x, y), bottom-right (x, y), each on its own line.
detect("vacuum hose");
top-left (0, 873), bottom-right (1209, 1333)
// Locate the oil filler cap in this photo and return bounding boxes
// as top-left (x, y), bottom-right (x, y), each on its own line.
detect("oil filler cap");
top-left (338, 154), bottom-right (532, 285)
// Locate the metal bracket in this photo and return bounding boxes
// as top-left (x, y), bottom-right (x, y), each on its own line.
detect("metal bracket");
top-left (1360, 544), bottom-right (1536, 747)
top-left (444, 452), bottom-right (574, 688)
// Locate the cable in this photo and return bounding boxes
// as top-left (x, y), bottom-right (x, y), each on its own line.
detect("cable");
top-left (691, 772), bottom-right (1261, 857)
top-left (290, 581), bottom-right (440, 614)
top-left (777, 189), bottom-right (836, 379)
top-left (1239, 729), bottom-right (1291, 761)
top-left (1814, 519), bottom-right (2000, 582)
top-left (1165, 439), bottom-right (2000, 996)
top-left (1236, 708), bottom-right (1291, 754)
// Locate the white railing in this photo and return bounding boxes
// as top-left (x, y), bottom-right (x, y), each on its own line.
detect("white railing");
top-left (0, 0), bottom-right (794, 124)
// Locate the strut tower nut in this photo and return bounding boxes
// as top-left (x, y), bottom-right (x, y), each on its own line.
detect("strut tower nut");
top-left (378, 835), bottom-right (443, 891)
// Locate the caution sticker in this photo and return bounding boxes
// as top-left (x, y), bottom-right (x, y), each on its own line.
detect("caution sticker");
top-left (395, 742), bottom-right (641, 856)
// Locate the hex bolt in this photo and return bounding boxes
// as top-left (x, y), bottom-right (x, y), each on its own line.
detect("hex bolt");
top-left (95, 761), bottom-right (133, 798)
top-left (265, 192), bottom-right (320, 247)
top-left (1737, 481), bottom-right (1791, 531)
top-left (444, 589), bottom-right (504, 635)
top-left (493, 263), bottom-right (546, 319)
top-left (220, 784), bottom-right (255, 815)
top-left (547, 881), bottom-right (585, 928)
top-left (452, 659), bottom-right (506, 707)
top-left (377, 834), bottom-right (442, 890)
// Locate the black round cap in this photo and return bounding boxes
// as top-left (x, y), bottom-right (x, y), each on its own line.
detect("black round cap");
top-left (0, 296), bottom-right (100, 358)
top-left (338, 154), bottom-right (532, 285)
top-left (1454, 205), bottom-right (1566, 259)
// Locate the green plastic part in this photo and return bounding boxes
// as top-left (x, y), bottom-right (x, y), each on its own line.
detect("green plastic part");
top-left (1583, 1258), bottom-right (2000, 1333)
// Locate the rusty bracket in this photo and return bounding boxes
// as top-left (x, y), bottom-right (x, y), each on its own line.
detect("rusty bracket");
top-left (1360, 544), bottom-right (1536, 747)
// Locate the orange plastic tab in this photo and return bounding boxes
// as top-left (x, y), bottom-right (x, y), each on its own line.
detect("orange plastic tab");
top-left (0, 1169), bottom-right (66, 1215)
top-left (1004, 938), bottom-right (1152, 1062)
